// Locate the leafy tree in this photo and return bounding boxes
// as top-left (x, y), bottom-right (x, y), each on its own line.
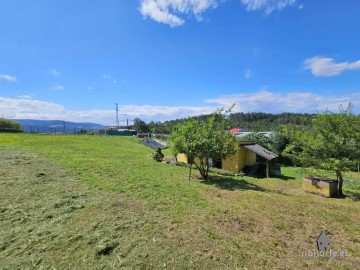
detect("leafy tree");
top-left (240, 133), bottom-right (277, 153)
top-left (148, 121), bottom-right (166, 134)
top-left (133, 118), bottom-right (149, 134)
top-left (284, 103), bottom-right (360, 196)
top-left (170, 109), bottom-right (236, 180)
top-left (0, 118), bottom-right (21, 132)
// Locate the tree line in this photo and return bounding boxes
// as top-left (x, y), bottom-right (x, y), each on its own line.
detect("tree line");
top-left (133, 112), bottom-right (315, 134)
top-left (0, 118), bottom-right (22, 133)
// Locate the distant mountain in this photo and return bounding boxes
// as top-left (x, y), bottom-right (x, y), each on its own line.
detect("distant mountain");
top-left (12, 119), bottom-right (105, 133)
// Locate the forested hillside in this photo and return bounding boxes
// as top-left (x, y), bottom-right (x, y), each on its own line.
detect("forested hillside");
top-left (227, 112), bottom-right (313, 131)
top-left (147, 112), bottom-right (314, 134)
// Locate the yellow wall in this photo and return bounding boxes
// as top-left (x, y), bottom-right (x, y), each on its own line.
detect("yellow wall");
top-left (222, 153), bottom-right (240, 172)
top-left (176, 153), bottom-right (188, 163)
top-left (222, 143), bottom-right (256, 173)
top-left (245, 149), bottom-right (256, 166)
top-left (176, 154), bottom-right (201, 166)
top-left (302, 178), bottom-right (338, 198)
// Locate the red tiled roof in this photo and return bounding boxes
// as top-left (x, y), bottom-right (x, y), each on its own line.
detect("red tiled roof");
top-left (230, 128), bottom-right (241, 133)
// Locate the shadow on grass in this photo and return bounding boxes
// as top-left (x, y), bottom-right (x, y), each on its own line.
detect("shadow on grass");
top-left (345, 191), bottom-right (360, 202)
top-left (276, 175), bottom-right (296, 181)
top-left (202, 175), bottom-right (266, 192)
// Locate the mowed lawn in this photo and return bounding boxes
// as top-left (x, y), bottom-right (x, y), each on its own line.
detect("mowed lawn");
top-left (0, 134), bottom-right (359, 269)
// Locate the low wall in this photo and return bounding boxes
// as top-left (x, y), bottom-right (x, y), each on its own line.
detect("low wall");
top-left (302, 176), bottom-right (338, 198)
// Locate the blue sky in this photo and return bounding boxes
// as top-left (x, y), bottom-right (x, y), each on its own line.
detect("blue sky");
top-left (1, 0), bottom-right (359, 125)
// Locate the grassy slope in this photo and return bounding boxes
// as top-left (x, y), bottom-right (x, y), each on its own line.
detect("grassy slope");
top-left (0, 134), bottom-right (359, 269)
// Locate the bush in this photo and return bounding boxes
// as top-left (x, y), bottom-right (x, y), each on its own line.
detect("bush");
top-left (279, 153), bottom-right (317, 167)
top-left (152, 147), bottom-right (164, 162)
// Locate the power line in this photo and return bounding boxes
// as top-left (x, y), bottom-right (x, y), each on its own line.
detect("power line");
top-left (115, 103), bottom-right (119, 128)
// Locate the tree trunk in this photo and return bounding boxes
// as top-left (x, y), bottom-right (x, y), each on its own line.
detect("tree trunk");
top-left (195, 158), bottom-right (208, 180)
top-left (200, 159), bottom-right (207, 180)
top-left (336, 170), bottom-right (344, 197)
top-left (266, 160), bottom-right (270, 178)
top-left (188, 159), bottom-right (193, 180)
top-left (204, 158), bottom-right (210, 180)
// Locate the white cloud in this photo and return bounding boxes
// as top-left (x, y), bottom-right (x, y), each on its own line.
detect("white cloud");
top-left (205, 90), bottom-right (360, 113)
top-left (139, 0), bottom-right (298, 26)
top-left (102, 74), bottom-right (117, 84)
top-left (139, 0), bottom-right (218, 27)
top-left (304, 56), bottom-right (360, 77)
top-left (0, 74), bottom-right (17, 82)
top-left (1, 90), bottom-right (359, 125)
top-left (49, 69), bottom-right (60, 76)
top-left (240, 0), bottom-right (297, 14)
top-left (52, 85), bottom-right (65, 91)
top-left (0, 96), bottom-right (217, 125)
top-left (244, 68), bottom-right (252, 79)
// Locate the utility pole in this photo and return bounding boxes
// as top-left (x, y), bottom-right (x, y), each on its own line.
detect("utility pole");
top-left (127, 119), bottom-right (128, 128)
top-left (115, 103), bottom-right (119, 128)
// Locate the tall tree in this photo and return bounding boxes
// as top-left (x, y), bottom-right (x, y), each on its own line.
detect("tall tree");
top-left (133, 118), bottom-right (149, 134)
top-left (285, 103), bottom-right (360, 196)
top-left (170, 109), bottom-right (236, 180)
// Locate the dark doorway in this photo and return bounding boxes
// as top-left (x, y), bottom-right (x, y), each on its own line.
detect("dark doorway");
top-left (213, 159), bottom-right (222, 169)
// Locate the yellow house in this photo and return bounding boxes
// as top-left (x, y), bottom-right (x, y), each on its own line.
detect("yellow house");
top-left (176, 141), bottom-right (278, 175)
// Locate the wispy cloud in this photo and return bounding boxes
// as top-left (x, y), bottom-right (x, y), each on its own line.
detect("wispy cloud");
top-left (48, 68), bottom-right (60, 76)
top-left (139, 0), bottom-right (218, 27)
top-left (17, 95), bottom-right (33, 99)
top-left (1, 90), bottom-right (359, 124)
top-left (139, 0), bottom-right (298, 27)
top-left (241, 0), bottom-right (297, 14)
top-left (0, 74), bottom-right (17, 82)
top-left (205, 89), bottom-right (360, 113)
top-left (244, 68), bottom-right (252, 79)
top-left (52, 84), bottom-right (65, 91)
top-left (102, 74), bottom-right (117, 84)
top-left (304, 56), bottom-right (360, 77)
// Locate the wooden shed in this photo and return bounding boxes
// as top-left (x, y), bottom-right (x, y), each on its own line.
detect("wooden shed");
top-left (222, 142), bottom-right (278, 177)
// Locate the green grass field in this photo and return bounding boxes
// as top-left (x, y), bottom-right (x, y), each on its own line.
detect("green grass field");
top-left (0, 134), bottom-right (359, 269)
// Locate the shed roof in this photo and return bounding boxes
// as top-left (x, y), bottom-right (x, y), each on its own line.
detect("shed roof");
top-left (242, 143), bottom-right (278, 161)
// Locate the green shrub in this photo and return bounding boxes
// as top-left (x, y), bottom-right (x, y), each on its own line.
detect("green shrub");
top-left (279, 153), bottom-right (317, 167)
top-left (152, 147), bottom-right (164, 162)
